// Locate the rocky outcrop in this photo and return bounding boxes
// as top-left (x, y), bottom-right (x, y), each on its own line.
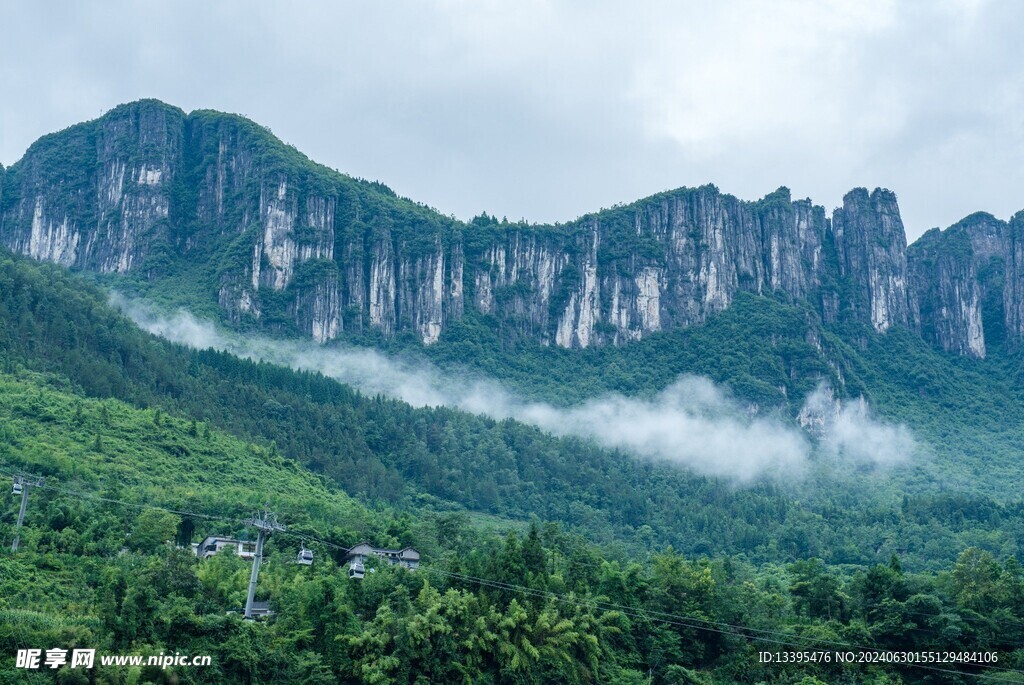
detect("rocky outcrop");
top-left (904, 211), bottom-right (1024, 358)
top-left (1, 99), bottom-right (1021, 356)
top-left (1005, 213), bottom-right (1024, 348)
top-left (909, 233), bottom-right (984, 357)
top-left (469, 186), bottom-right (830, 348)
top-left (0, 101), bottom-right (182, 275)
top-left (472, 231), bottom-right (567, 342)
top-left (832, 189), bottom-right (911, 333)
top-left (292, 262), bottom-right (342, 343)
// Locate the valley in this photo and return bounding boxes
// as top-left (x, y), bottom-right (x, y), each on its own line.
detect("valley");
top-left (2, 101), bottom-right (1023, 683)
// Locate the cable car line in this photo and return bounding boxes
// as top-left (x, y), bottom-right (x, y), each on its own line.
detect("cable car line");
top-left (420, 566), bottom-right (1024, 683)
top-left (4, 464), bottom-right (1023, 681)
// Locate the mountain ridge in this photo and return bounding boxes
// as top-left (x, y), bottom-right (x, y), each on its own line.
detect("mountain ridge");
top-left (1, 99), bottom-right (1022, 358)
top-left (4, 106), bottom-right (1024, 685)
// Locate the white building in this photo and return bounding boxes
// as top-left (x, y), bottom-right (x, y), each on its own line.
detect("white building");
top-left (344, 543), bottom-right (420, 573)
top-left (196, 536), bottom-right (257, 561)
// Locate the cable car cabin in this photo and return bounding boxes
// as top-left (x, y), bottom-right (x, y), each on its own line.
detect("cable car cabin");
top-left (296, 548), bottom-right (314, 566)
top-left (348, 559), bottom-right (365, 580)
top-left (12, 481), bottom-right (23, 496)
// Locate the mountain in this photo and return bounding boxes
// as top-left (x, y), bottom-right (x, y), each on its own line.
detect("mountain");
top-left (7, 99), bottom-right (1024, 502)
top-left (5, 101), bottom-right (1024, 683)
top-left (3, 99), bottom-right (1022, 358)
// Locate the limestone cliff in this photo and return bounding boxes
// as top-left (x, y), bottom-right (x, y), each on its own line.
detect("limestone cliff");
top-left (832, 189), bottom-right (911, 333)
top-left (0, 102), bottom-right (182, 275)
top-left (1, 100), bottom-right (1021, 358)
top-left (907, 211), bottom-right (1024, 357)
top-left (1005, 213), bottom-right (1024, 347)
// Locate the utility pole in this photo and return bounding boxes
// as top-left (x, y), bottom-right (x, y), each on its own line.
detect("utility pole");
top-left (243, 508), bottom-right (285, 619)
top-left (11, 474), bottom-right (44, 553)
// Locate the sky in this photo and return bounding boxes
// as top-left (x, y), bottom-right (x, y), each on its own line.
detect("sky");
top-left (1, 1), bottom-right (1021, 241)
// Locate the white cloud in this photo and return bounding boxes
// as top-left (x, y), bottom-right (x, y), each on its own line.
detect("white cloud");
top-left (630, 2), bottom-right (899, 153)
top-left (115, 295), bottom-right (918, 483)
top-left (801, 383), bottom-right (916, 466)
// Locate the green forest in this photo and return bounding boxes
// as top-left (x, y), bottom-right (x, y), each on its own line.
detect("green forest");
top-left (3, 250), bottom-right (1024, 570)
top-left (2, 249), bottom-right (1024, 683)
top-left (2, 365), bottom-right (1024, 684)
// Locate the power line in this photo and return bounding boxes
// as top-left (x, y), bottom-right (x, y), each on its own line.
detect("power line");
top-left (275, 527), bottom-right (352, 554)
top-left (0, 463), bottom-right (248, 525)
top-left (0, 465), bottom-right (362, 558)
top-left (555, 547), bottom-right (1022, 631)
top-left (41, 482), bottom-right (241, 523)
top-left (4, 464), bottom-right (1023, 681)
top-left (421, 565), bottom-right (1024, 683)
top-left (428, 566), bottom-right (1008, 664)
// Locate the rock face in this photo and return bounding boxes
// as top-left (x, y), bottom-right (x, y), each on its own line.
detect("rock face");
top-left (907, 211), bottom-right (1024, 357)
top-left (1005, 213), bottom-right (1024, 347)
top-left (832, 189), bottom-right (911, 333)
top-left (0, 102), bottom-right (182, 275)
top-left (1, 99), bottom-right (1021, 357)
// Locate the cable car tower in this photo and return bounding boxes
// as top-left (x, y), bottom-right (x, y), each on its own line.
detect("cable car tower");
top-left (10, 474), bottom-right (44, 553)
top-left (243, 508), bottom-right (285, 620)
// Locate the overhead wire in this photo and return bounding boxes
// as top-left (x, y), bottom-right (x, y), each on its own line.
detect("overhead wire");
top-left (525, 534), bottom-right (1023, 631)
top-left (421, 565), bottom-right (1024, 683)
top-left (3, 464), bottom-right (1023, 682)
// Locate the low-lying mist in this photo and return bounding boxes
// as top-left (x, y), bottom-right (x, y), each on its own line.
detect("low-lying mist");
top-left (115, 296), bottom-right (918, 483)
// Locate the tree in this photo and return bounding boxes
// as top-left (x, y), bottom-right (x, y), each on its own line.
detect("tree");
top-left (789, 559), bottom-right (848, 622)
top-left (129, 509), bottom-right (180, 553)
top-left (951, 548), bottom-right (1000, 614)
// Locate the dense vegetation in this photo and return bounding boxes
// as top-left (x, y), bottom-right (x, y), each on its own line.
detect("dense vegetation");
top-left (2, 372), bottom-right (1024, 684)
top-left (2, 244), bottom-right (1024, 682)
top-left (359, 291), bottom-right (1024, 498)
top-left (4, 99), bottom-right (1024, 683)
top-left (3, 249), bottom-right (1024, 573)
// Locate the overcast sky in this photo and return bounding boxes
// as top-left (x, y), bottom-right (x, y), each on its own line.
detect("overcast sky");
top-left (1, 1), bottom-right (1021, 240)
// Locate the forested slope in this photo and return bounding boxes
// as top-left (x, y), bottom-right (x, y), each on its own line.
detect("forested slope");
top-left (2, 248), bottom-right (1023, 571)
top-left (407, 295), bottom-right (1024, 494)
top-left (2, 341), bottom-right (1024, 683)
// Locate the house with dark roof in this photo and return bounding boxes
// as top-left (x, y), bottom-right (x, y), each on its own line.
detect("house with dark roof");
top-left (195, 535), bottom-right (257, 561)
top-left (344, 543), bottom-right (420, 571)
top-left (227, 600), bottom-right (274, 619)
